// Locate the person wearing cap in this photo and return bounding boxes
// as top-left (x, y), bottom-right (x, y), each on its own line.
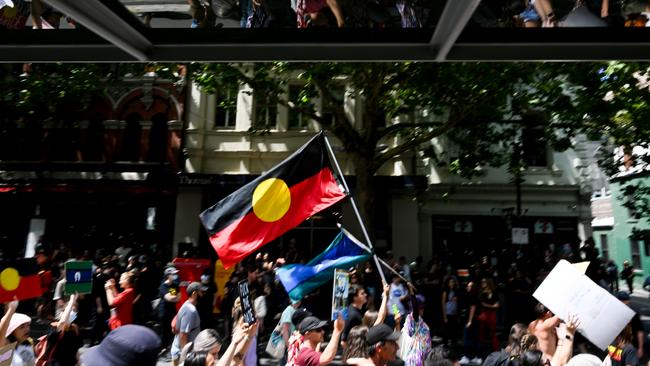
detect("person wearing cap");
top-left (79, 324), bottom-right (161, 366)
top-left (171, 281), bottom-right (207, 366)
top-left (105, 270), bottom-right (136, 330)
top-left (0, 299), bottom-right (35, 366)
top-left (159, 266), bottom-right (181, 354)
top-left (286, 309), bottom-right (312, 366)
top-left (296, 314), bottom-right (345, 366)
top-left (616, 291), bottom-right (645, 359)
top-left (346, 323), bottom-right (400, 366)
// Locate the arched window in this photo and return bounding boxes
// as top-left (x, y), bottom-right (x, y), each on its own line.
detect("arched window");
top-left (148, 113), bottom-right (168, 162)
top-left (121, 113), bottom-right (142, 161)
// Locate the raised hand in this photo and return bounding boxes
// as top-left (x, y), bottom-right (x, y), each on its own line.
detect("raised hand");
top-left (334, 313), bottom-right (345, 332)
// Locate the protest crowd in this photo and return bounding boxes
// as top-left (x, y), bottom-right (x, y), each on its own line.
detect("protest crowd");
top-left (0, 133), bottom-right (647, 366)
top-left (0, 232), bottom-right (646, 366)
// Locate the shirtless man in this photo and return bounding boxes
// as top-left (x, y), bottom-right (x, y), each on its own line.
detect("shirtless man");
top-left (528, 303), bottom-right (561, 362)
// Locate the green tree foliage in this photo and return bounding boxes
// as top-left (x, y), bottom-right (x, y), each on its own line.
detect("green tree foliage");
top-left (191, 62), bottom-right (594, 236)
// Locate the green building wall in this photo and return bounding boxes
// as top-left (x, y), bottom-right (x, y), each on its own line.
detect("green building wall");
top-left (594, 175), bottom-right (650, 286)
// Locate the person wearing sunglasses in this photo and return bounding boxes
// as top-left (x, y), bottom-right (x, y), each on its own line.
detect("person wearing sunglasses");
top-left (296, 314), bottom-right (345, 366)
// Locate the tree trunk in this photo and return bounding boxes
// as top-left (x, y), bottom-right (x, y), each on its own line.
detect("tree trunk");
top-left (351, 154), bottom-right (377, 244)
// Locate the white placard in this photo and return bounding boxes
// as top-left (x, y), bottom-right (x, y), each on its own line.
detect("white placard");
top-left (512, 228), bottom-right (529, 244)
top-left (533, 260), bottom-right (634, 350)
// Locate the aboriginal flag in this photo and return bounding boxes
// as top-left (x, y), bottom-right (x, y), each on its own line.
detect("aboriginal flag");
top-left (200, 132), bottom-right (347, 269)
top-left (0, 258), bottom-right (42, 303)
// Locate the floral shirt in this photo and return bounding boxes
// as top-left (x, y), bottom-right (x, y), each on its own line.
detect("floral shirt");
top-left (403, 313), bottom-right (431, 366)
top-left (286, 332), bottom-right (304, 366)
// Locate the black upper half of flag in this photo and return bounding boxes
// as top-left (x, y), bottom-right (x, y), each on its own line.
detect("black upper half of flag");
top-left (200, 132), bottom-right (340, 235)
top-left (0, 258), bottom-right (38, 275)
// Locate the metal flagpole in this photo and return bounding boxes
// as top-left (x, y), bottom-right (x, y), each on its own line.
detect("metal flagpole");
top-left (341, 227), bottom-right (415, 290)
top-left (323, 132), bottom-right (387, 285)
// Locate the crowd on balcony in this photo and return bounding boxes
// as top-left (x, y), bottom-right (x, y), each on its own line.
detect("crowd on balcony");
top-left (4, 0), bottom-right (650, 30)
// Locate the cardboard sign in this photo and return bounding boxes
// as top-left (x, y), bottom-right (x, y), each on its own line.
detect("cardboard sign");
top-left (533, 260), bottom-right (635, 350)
top-left (0, 342), bottom-right (15, 366)
top-left (331, 269), bottom-right (349, 320)
top-left (238, 280), bottom-right (255, 325)
top-left (65, 261), bottom-right (93, 295)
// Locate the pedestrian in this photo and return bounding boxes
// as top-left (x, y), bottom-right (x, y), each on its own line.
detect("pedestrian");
top-left (342, 285), bottom-right (367, 344)
top-left (402, 293), bottom-right (431, 366)
top-left (616, 291), bottom-right (645, 360)
top-left (346, 323), bottom-right (401, 366)
top-left (606, 324), bottom-right (639, 366)
top-left (621, 261), bottom-right (635, 294)
top-left (296, 314), bottom-right (345, 366)
top-left (171, 281), bottom-right (207, 366)
top-left (279, 300), bottom-right (302, 365)
top-left (79, 324), bottom-right (161, 366)
top-left (528, 303), bottom-right (560, 363)
top-left (441, 276), bottom-right (460, 347)
top-left (105, 270), bottom-right (136, 330)
top-left (158, 266), bottom-right (180, 355)
top-left (0, 299), bottom-right (35, 366)
top-left (342, 326), bottom-right (369, 361)
top-left (478, 278), bottom-right (499, 355)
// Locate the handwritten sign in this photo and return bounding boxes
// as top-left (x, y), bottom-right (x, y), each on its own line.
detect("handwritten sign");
top-left (238, 280), bottom-right (255, 325)
top-left (533, 260), bottom-right (634, 350)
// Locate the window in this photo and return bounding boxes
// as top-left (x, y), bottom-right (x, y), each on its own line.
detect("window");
top-left (522, 126), bottom-right (548, 167)
top-left (600, 234), bottom-right (609, 260)
top-left (631, 239), bottom-right (642, 269)
top-left (214, 84), bottom-right (238, 129)
top-left (288, 84), bottom-right (309, 130)
top-left (254, 89), bottom-right (278, 128)
top-left (321, 84), bottom-right (345, 125)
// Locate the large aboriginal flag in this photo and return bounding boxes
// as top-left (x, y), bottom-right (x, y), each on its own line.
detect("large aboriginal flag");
top-left (0, 258), bottom-right (42, 303)
top-left (200, 132), bottom-right (347, 269)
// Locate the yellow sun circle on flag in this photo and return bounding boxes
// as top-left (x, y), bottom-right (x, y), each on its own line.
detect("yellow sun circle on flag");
top-left (252, 178), bottom-right (291, 222)
top-left (0, 268), bottom-right (20, 291)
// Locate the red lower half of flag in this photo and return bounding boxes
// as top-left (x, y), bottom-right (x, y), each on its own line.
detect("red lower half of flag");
top-left (210, 168), bottom-right (345, 268)
top-left (0, 274), bottom-right (42, 303)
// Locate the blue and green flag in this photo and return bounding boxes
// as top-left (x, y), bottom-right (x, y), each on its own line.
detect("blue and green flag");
top-left (277, 229), bottom-right (370, 302)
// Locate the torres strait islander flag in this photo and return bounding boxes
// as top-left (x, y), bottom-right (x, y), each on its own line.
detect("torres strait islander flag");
top-left (0, 258), bottom-right (42, 303)
top-left (200, 132), bottom-right (347, 269)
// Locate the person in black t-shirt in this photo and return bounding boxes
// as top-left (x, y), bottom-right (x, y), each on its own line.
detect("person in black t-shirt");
top-left (616, 291), bottom-right (645, 360)
top-left (158, 266), bottom-right (180, 352)
top-left (608, 325), bottom-right (640, 366)
top-left (342, 285), bottom-right (367, 344)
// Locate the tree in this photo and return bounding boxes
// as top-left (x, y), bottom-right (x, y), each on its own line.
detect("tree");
top-left (191, 62), bottom-right (591, 239)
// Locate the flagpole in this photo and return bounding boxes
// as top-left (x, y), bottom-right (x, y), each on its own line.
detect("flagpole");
top-left (323, 133), bottom-right (387, 285)
top-left (342, 227), bottom-right (416, 291)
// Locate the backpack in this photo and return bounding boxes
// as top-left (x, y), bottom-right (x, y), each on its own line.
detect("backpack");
top-left (34, 330), bottom-right (64, 366)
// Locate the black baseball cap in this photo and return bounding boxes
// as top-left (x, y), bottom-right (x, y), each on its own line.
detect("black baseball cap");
top-left (298, 316), bottom-right (328, 334)
top-left (291, 309), bottom-right (312, 327)
top-left (366, 324), bottom-right (401, 345)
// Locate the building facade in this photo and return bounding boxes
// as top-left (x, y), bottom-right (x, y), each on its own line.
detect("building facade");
top-left (0, 74), bottom-right (184, 258)
top-left (173, 80), bottom-right (594, 263)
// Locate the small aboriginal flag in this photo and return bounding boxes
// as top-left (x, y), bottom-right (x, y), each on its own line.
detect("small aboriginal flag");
top-left (0, 258), bottom-right (42, 302)
top-left (200, 132), bottom-right (347, 269)
top-left (64, 261), bottom-right (93, 295)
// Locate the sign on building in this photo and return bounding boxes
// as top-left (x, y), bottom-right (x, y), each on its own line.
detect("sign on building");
top-left (534, 220), bottom-right (554, 234)
top-left (512, 228), bottom-right (529, 244)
